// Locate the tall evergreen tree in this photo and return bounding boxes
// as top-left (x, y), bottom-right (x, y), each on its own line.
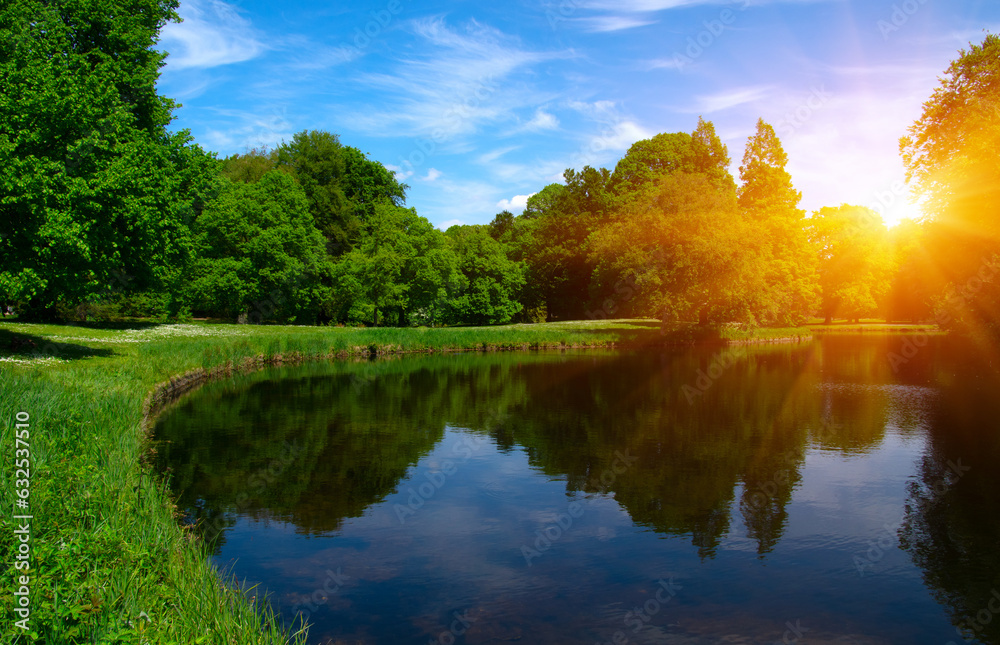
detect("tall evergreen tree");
top-left (738, 119), bottom-right (818, 325)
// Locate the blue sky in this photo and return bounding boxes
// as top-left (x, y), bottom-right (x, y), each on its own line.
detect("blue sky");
top-left (156, 0), bottom-right (1000, 229)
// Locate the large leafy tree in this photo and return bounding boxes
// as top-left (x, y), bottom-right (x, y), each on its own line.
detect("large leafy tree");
top-left (186, 171), bottom-right (333, 323)
top-left (900, 33), bottom-right (1000, 337)
top-left (527, 166), bottom-right (612, 320)
top-left (809, 205), bottom-right (894, 323)
top-left (738, 119), bottom-right (818, 325)
top-left (445, 226), bottom-right (526, 326)
top-left (589, 172), bottom-right (756, 325)
top-left (0, 0), bottom-right (216, 318)
top-left (271, 131), bottom-right (408, 257)
top-left (272, 130), bottom-right (353, 255)
top-left (609, 117), bottom-right (733, 201)
top-left (334, 202), bottom-right (457, 326)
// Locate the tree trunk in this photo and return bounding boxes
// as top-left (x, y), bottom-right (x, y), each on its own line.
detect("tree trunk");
top-left (824, 314), bottom-right (832, 325)
top-left (699, 306), bottom-right (709, 327)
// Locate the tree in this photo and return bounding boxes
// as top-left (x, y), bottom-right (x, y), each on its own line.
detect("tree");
top-left (589, 172), bottom-right (756, 325)
top-left (690, 116), bottom-right (736, 192)
top-left (527, 166), bottom-right (612, 320)
top-left (738, 119), bottom-right (819, 325)
top-left (808, 205), bottom-right (894, 324)
top-left (887, 219), bottom-right (935, 323)
top-left (0, 0), bottom-right (216, 319)
top-left (446, 226), bottom-right (526, 326)
top-left (522, 184), bottom-right (565, 219)
top-left (900, 32), bottom-right (1000, 337)
top-left (186, 171), bottom-right (332, 322)
top-left (609, 132), bottom-right (697, 199)
top-left (340, 145), bottom-right (409, 222)
top-left (271, 130), bottom-right (353, 256)
top-left (334, 202), bottom-right (456, 326)
top-left (270, 133), bottom-right (409, 258)
top-left (221, 146), bottom-right (275, 184)
top-left (489, 210), bottom-right (515, 240)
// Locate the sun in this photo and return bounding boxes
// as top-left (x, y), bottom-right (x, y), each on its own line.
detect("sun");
top-left (880, 193), bottom-right (927, 229)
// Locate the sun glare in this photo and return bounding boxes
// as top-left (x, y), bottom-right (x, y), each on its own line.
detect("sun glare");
top-left (880, 193), bottom-right (927, 228)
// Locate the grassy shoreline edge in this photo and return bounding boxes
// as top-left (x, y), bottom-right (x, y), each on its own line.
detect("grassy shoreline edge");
top-left (1, 320), bottom-right (937, 643)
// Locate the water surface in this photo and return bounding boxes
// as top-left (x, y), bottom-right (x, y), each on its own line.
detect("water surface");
top-left (154, 338), bottom-right (1000, 644)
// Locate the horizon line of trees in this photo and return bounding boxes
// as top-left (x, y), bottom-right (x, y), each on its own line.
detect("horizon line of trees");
top-left (1, 2), bottom-right (997, 339)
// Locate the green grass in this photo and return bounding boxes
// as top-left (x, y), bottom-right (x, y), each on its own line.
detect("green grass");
top-left (804, 320), bottom-right (943, 335)
top-left (0, 318), bottom-right (849, 643)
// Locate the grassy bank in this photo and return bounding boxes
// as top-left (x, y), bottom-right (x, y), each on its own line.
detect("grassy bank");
top-left (0, 318), bottom-right (835, 643)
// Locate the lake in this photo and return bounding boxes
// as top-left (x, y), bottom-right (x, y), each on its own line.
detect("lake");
top-left (153, 336), bottom-right (1000, 645)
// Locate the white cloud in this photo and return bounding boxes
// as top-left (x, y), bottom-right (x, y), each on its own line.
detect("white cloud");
top-left (525, 109), bottom-right (561, 131)
top-left (423, 168), bottom-right (443, 182)
top-left (496, 194), bottom-right (536, 213)
top-left (160, 0), bottom-right (264, 70)
top-left (437, 219), bottom-right (466, 230)
top-left (385, 164), bottom-right (414, 181)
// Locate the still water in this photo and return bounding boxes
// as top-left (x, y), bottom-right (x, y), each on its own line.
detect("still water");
top-left (154, 337), bottom-right (1000, 645)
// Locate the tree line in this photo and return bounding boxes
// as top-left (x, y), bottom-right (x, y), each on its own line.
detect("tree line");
top-left (1, 1), bottom-right (997, 337)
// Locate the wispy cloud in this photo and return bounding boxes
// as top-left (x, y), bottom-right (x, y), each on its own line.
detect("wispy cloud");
top-left (693, 85), bottom-right (772, 112)
top-left (477, 146), bottom-right (522, 164)
top-left (576, 16), bottom-right (658, 32)
top-left (422, 168), bottom-right (443, 182)
top-left (160, 0), bottom-right (264, 70)
top-left (197, 106), bottom-right (295, 152)
top-left (334, 18), bottom-right (565, 141)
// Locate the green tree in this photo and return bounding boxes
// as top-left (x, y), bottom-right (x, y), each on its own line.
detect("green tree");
top-left (446, 226), bottom-right (526, 325)
top-left (341, 145), bottom-right (409, 222)
top-left (527, 166), bottom-right (611, 320)
top-left (0, 0), bottom-right (216, 319)
top-left (271, 132), bottom-right (409, 258)
top-left (589, 172), bottom-right (755, 325)
top-left (809, 205), bottom-right (894, 323)
top-left (900, 32), bottom-right (1000, 337)
top-left (522, 184), bottom-right (565, 219)
top-left (220, 146), bottom-right (275, 184)
top-left (186, 171), bottom-right (332, 322)
top-left (271, 130), bottom-right (353, 255)
top-left (335, 202), bottom-right (456, 326)
top-left (738, 119), bottom-right (819, 325)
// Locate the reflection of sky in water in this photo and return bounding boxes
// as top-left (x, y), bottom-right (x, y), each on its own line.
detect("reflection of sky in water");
top-left (213, 422), bottom-right (956, 645)
top-left (150, 342), bottom-right (1000, 645)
